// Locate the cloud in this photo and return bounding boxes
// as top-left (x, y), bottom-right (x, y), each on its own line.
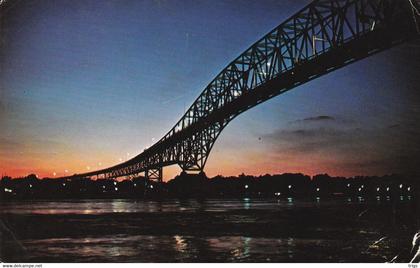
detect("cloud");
top-left (301, 115), bottom-right (335, 122)
top-left (290, 115), bottom-right (357, 126)
top-left (290, 115), bottom-right (335, 124)
top-left (263, 127), bottom-right (350, 153)
top-left (388, 124), bottom-right (400, 129)
top-left (261, 123), bottom-right (420, 176)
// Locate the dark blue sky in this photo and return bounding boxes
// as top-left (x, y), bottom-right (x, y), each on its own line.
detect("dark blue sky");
top-left (1, 0), bottom-right (420, 179)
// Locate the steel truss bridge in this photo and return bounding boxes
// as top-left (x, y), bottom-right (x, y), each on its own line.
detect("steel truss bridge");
top-left (66, 0), bottom-right (420, 182)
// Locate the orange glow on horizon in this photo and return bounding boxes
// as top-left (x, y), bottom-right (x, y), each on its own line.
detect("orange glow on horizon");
top-left (0, 140), bottom-right (399, 180)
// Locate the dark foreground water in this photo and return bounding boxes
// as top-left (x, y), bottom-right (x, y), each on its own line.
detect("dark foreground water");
top-left (0, 196), bottom-right (419, 262)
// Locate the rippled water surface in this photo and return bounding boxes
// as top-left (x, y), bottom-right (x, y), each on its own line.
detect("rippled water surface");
top-left (1, 197), bottom-right (418, 262)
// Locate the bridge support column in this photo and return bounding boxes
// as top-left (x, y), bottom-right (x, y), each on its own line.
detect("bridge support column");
top-left (145, 167), bottom-right (163, 183)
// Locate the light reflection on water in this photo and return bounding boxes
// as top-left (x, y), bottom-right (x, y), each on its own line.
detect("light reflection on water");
top-left (23, 235), bottom-right (271, 262)
top-left (174, 235), bottom-right (188, 253)
top-left (243, 198), bottom-right (251, 209)
top-left (0, 198), bottom-right (311, 215)
top-left (0, 197), bottom-right (418, 262)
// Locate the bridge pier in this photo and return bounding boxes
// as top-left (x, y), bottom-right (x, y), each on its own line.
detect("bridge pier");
top-left (180, 170), bottom-right (207, 178)
top-left (145, 167), bottom-right (163, 183)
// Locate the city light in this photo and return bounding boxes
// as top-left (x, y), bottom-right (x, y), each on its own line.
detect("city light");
top-left (275, 192), bottom-right (281, 196)
top-left (244, 184), bottom-right (249, 189)
top-left (29, 184), bottom-right (32, 188)
top-left (386, 187), bottom-right (390, 192)
top-left (4, 188), bottom-right (12, 193)
top-left (408, 187), bottom-right (411, 191)
top-left (347, 183), bottom-right (350, 187)
top-left (288, 185), bottom-right (292, 189)
top-left (62, 183), bottom-right (66, 187)
top-left (113, 182), bottom-right (117, 185)
top-left (376, 187), bottom-right (380, 192)
top-left (134, 184), bottom-right (137, 187)
top-left (358, 188), bottom-right (362, 192)
top-left (115, 187), bottom-right (118, 191)
top-left (150, 185), bottom-right (154, 189)
top-left (316, 188), bottom-right (320, 192)
top-left (399, 184), bottom-right (403, 189)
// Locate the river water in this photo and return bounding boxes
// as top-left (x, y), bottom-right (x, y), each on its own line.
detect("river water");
top-left (0, 197), bottom-right (418, 262)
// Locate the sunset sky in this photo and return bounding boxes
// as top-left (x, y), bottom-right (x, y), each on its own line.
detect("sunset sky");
top-left (1, 0), bottom-right (420, 180)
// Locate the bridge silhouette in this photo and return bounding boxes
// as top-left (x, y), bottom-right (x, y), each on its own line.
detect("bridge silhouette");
top-left (64, 0), bottom-right (420, 182)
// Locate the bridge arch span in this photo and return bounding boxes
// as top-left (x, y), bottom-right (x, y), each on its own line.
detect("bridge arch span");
top-left (67, 0), bottom-right (420, 181)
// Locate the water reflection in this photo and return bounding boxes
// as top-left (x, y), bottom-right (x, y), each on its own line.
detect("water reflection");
top-left (174, 235), bottom-right (187, 253)
top-left (0, 196), bottom-right (416, 215)
top-left (207, 236), bottom-right (252, 261)
top-left (243, 198), bottom-right (251, 209)
top-left (287, 238), bottom-right (294, 259)
top-left (1, 197), bottom-right (418, 262)
top-left (230, 237), bottom-right (251, 260)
